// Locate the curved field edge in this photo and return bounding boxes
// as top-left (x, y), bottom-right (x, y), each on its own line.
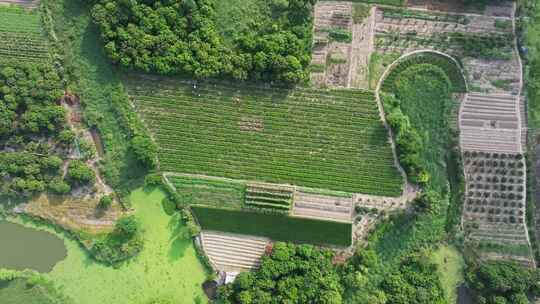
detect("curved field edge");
top-left (349, 52), bottom-right (466, 300)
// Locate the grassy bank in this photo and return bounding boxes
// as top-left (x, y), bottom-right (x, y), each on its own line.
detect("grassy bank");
top-left (191, 206), bottom-right (352, 246)
top-left (430, 245), bottom-right (465, 303)
top-left (45, 189), bottom-right (207, 304)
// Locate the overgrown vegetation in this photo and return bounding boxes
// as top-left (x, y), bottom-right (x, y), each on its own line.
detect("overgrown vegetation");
top-left (43, 0), bottom-right (156, 200)
top-left (339, 55), bottom-right (462, 303)
top-left (90, 215), bottom-right (143, 264)
top-left (217, 242), bottom-right (343, 303)
top-left (0, 269), bottom-right (73, 304)
top-left (91, 0), bottom-right (315, 83)
top-left (465, 260), bottom-right (540, 304)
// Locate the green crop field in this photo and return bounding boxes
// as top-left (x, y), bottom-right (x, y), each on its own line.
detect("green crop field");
top-left (168, 175), bottom-right (245, 209)
top-left (0, 6), bottom-right (49, 63)
top-left (127, 74), bottom-right (402, 196)
top-left (191, 205), bottom-right (352, 246)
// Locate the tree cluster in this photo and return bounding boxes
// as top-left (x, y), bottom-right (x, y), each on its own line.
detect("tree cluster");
top-left (466, 261), bottom-right (540, 304)
top-left (90, 215), bottom-right (143, 264)
top-left (217, 242), bottom-right (343, 303)
top-left (91, 0), bottom-right (315, 83)
top-left (0, 63), bottom-right (79, 197)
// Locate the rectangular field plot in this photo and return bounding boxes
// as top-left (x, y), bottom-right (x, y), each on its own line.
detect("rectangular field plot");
top-left (0, 6), bottom-right (49, 63)
top-left (127, 75), bottom-right (402, 196)
top-left (167, 175), bottom-right (245, 209)
top-left (191, 206), bottom-right (352, 247)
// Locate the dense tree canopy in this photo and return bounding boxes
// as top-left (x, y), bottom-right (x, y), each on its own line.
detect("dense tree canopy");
top-left (91, 0), bottom-right (315, 83)
top-left (0, 63), bottom-right (74, 197)
top-left (217, 242), bottom-right (343, 303)
top-left (466, 261), bottom-right (540, 304)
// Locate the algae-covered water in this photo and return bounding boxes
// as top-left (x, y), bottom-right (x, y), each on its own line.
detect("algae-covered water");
top-left (49, 188), bottom-right (208, 304)
top-left (2, 188), bottom-right (208, 304)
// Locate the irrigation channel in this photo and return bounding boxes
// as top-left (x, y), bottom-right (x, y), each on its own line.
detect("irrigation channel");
top-left (0, 221), bottom-right (67, 272)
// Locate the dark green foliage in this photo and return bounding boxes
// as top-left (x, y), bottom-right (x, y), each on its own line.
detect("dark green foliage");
top-left (381, 52), bottom-right (466, 93)
top-left (131, 135), bottom-right (157, 169)
top-left (466, 261), bottom-right (540, 304)
top-left (143, 173), bottom-right (162, 188)
top-left (323, 28), bottom-right (353, 43)
top-left (161, 197), bottom-right (176, 216)
top-left (381, 253), bottom-right (446, 304)
top-left (191, 205), bottom-right (352, 246)
top-left (0, 152), bottom-right (63, 197)
top-left (383, 64), bottom-right (454, 189)
top-left (98, 195), bottom-right (113, 209)
top-left (66, 160), bottom-right (95, 186)
top-left (91, 0), bottom-right (314, 83)
top-left (0, 269), bottom-right (74, 304)
top-left (217, 242), bottom-right (343, 303)
top-left (90, 215), bottom-right (143, 264)
top-left (48, 177), bottom-right (71, 194)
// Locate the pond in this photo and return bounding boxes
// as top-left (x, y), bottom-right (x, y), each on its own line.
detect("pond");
top-left (0, 221), bottom-right (67, 273)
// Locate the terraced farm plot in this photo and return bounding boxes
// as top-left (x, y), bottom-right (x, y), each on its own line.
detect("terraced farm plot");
top-left (0, 6), bottom-right (49, 63)
top-left (127, 74), bottom-right (403, 196)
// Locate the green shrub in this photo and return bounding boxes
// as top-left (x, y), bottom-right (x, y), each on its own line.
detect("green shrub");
top-left (66, 160), bottom-right (95, 186)
top-left (98, 195), bottom-right (113, 209)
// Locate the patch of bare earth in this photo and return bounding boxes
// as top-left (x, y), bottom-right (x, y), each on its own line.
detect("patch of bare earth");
top-left (24, 193), bottom-right (124, 233)
top-left (0, 0), bottom-right (39, 9)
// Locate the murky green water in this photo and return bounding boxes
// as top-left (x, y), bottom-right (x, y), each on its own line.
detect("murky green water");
top-left (0, 221), bottom-right (67, 272)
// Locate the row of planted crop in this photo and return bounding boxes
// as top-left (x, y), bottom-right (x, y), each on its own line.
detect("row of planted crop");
top-left (160, 152), bottom-right (400, 182)
top-left (133, 93), bottom-right (380, 116)
top-left (154, 131), bottom-right (395, 163)
top-left (155, 132), bottom-right (396, 164)
top-left (136, 103), bottom-right (383, 131)
top-left (131, 92), bottom-right (380, 115)
top-left (136, 101), bottom-right (381, 125)
top-left (141, 111), bottom-right (385, 141)
top-left (159, 157), bottom-right (402, 194)
top-left (165, 163), bottom-right (401, 195)
top-left (131, 85), bottom-right (378, 105)
top-left (141, 110), bottom-right (388, 141)
top-left (153, 127), bottom-right (393, 158)
top-left (158, 146), bottom-right (399, 178)
top-left (126, 75), bottom-right (376, 98)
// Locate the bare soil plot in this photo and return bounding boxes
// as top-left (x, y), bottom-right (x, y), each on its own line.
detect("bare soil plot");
top-left (24, 193), bottom-right (124, 233)
top-left (0, 0), bottom-right (39, 9)
top-left (292, 192), bottom-right (353, 223)
top-left (311, 1), bottom-right (353, 87)
top-left (199, 231), bottom-right (269, 272)
top-left (459, 93), bottom-right (522, 154)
